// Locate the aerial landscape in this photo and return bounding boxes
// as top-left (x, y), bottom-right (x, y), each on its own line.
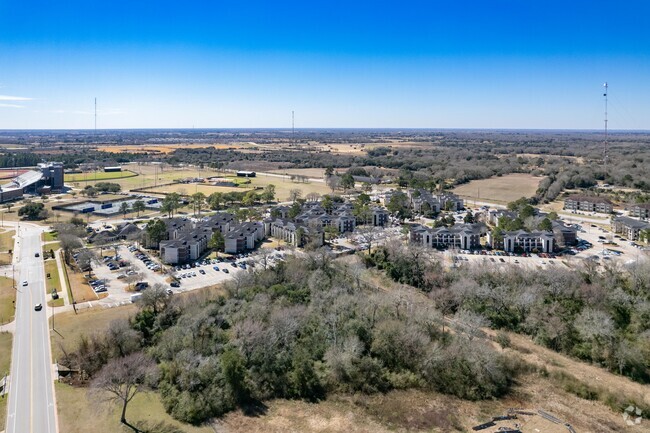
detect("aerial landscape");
top-left (1, 1), bottom-right (649, 433)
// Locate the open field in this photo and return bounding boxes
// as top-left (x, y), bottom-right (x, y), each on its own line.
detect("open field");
top-left (0, 332), bottom-right (10, 428)
top-left (268, 168), bottom-right (326, 178)
top-left (44, 260), bottom-right (62, 294)
top-left (453, 173), bottom-right (546, 204)
top-left (0, 229), bottom-right (14, 266)
top-left (56, 382), bottom-right (214, 433)
top-left (64, 265), bottom-right (98, 305)
top-left (95, 142), bottom-right (256, 154)
top-left (64, 170), bottom-right (138, 183)
top-left (67, 164), bottom-right (223, 192)
top-left (0, 276), bottom-right (16, 325)
top-left (247, 173), bottom-right (332, 201)
top-left (51, 304), bottom-right (138, 360)
top-left (146, 183), bottom-right (251, 196)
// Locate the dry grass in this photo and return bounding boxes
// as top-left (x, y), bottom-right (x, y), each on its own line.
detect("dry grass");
top-left (96, 143), bottom-right (253, 154)
top-left (0, 331), bottom-right (12, 375)
top-left (0, 229), bottom-right (15, 264)
top-left (247, 174), bottom-right (332, 201)
top-left (0, 276), bottom-right (16, 325)
top-left (51, 304), bottom-right (138, 361)
top-left (452, 173), bottom-right (546, 204)
top-left (65, 265), bottom-right (98, 304)
top-left (55, 382), bottom-right (213, 433)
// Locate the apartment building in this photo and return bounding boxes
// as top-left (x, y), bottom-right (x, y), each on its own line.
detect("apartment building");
top-left (410, 223), bottom-right (484, 250)
top-left (503, 230), bottom-right (555, 253)
top-left (564, 195), bottom-right (613, 214)
top-left (265, 218), bottom-right (324, 248)
top-left (629, 203), bottom-right (650, 220)
top-left (224, 222), bottom-right (264, 254)
top-left (611, 216), bottom-right (650, 241)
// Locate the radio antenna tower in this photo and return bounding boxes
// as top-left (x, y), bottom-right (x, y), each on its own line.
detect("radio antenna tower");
top-left (94, 97), bottom-right (97, 135)
top-left (292, 110), bottom-right (295, 146)
top-left (603, 83), bottom-right (608, 176)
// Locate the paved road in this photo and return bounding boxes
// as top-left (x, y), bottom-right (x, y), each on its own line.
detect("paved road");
top-left (5, 223), bottom-right (57, 433)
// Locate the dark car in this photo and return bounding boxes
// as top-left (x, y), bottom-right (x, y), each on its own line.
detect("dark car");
top-left (35, 252), bottom-right (40, 257)
top-left (223, 268), bottom-right (229, 274)
top-left (34, 303), bottom-right (43, 311)
top-left (170, 281), bottom-right (180, 288)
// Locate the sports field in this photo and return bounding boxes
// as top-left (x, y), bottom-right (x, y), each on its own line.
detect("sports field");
top-left (452, 173), bottom-right (545, 204)
top-left (64, 170), bottom-right (138, 182)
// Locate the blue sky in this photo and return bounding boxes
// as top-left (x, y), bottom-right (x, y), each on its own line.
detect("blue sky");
top-left (1, 1), bottom-right (649, 129)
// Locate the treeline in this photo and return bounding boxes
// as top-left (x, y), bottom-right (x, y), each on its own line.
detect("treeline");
top-left (59, 254), bottom-right (517, 425)
top-left (366, 242), bottom-right (650, 383)
top-left (0, 152), bottom-right (42, 167)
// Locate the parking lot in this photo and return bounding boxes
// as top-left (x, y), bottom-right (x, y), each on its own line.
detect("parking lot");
top-left (91, 243), bottom-right (288, 307)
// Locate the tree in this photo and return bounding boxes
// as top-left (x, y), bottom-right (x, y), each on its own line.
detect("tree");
top-left (146, 219), bottom-right (167, 247)
top-left (59, 234), bottom-right (82, 264)
top-left (120, 201), bottom-right (131, 218)
top-left (4, 202), bottom-right (13, 213)
top-left (387, 191), bottom-right (411, 221)
top-left (538, 217), bottom-right (553, 231)
top-left (132, 200), bottom-right (146, 217)
top-left (242, 191), bottom-right (258, 207)
top-left (340, 173), bottom-right (355, 191)
top-left (208, 192), bottom-right (224, 210)
top-left (464, 210), bottom-right (475, 224)
top-left (137, 284), bottom-right (171, 315)
top-left (288, 202), bottom-right (302, 219)
top-left (18, 202), bottom-right (46, 220)
top-left (548, 211), bottom-right (559, 220)
top-left (261, 184), bottom-right (276, 203)
top-left (326, 175), bottom-right (341, 193)
top-left (324, 166), bottom-right (334, 178)
top-left (161, 193), bottom-right (181, 218)
top-left (191, 192), bottom-right (206, 216)
top-left (305, 192), bottom-right (320, 202)
top-left (208, 231), bottom-right (225, 252)
top-left (289, 188), bottom-right (303, 203)
top-left (322, 195), bottom-right (334, 214)
top-left (90, 352), bottom-right (156, 432)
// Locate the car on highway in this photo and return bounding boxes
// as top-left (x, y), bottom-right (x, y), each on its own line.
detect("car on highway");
top-left (22, 280), bottom-right (28, 286)
top-left (35, 252), bottom-right (40, 257)
top-left (34, 303), bottom-right (42, 311)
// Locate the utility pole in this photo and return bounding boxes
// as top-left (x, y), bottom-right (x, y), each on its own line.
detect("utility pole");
top-left (94, 97), bottom-right (97, 136)
top-left (292, 110), bottom-right (295, 146)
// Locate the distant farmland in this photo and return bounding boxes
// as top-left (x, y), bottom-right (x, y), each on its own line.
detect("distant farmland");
top-left (452, 173), bottom-right (545, 204)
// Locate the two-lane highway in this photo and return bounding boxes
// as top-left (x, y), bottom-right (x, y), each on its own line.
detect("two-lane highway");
top-left (5, 223), bottom-right (57, 433)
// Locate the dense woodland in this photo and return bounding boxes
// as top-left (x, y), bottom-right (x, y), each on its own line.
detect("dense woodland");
top-left (58, 246), bottom-right (650, 427)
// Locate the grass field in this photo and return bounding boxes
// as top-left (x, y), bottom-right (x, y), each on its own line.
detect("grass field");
top-left (146, 183), bottom-right (251, 196)
top-left (44, 260), bottom-right (62, 294)
top-left (0, 332), bottom-right (10, 429)
top-left (64, 170), bottom-right (138, 183)
top-left (452, 173), bottom-right (546, 204)
top-left (51, 304), bottom-right (138, 360)
top-left (55, 382), bottom-right (213, 433)
top-left (43, 231), bottom-right (58, 242)
top-left (96, 143), bottom-right (255, 154)
top-left (0, 276), bottom-right (16, 325)
top-left (0, 229), bottom-right (15, 251)
top-left (268, 168), bottom-right (326, 178)
top-left (247, 173), bottom-right (332, 201)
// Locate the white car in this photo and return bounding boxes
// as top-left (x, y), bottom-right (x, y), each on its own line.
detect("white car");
top-left (22, 280), bottom-right (28, 286)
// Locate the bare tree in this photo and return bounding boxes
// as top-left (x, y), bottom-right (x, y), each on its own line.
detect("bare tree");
top-left (326, 175), bottom-right (341, 193)
top-left (59, 234), bottom-right (83, 264)
top-left (137, 284), bottom-right (171, 314)
top-left (289, 188), bottom-right (303, 202)
top-left (90, 352), bottom-right (156, 432)
top-left (305, 192), bottom-right (321, 202)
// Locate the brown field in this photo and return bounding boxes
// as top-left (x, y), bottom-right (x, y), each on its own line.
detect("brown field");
top-left (64, 264), bottom-right (98, 305)
top-left (247, 173), bottom-right (332, 201)
top-left (96, 143), bottom-right (255, 154)
top-left (0, 332), bottom-right (10, 428)
top-left (453, 173), bottom-right (546, 204)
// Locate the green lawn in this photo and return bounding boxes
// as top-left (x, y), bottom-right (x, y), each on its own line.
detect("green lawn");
top-left (0, 332), bottom-right (12, 375)
top-left (0, 276), bottom-right (16, 325)
top-left (42, 231), bottom-right (58, 242)
top-left (64, 170), bottom-right (138, 182)
top-left (44, 260), bottom-right (62, 294)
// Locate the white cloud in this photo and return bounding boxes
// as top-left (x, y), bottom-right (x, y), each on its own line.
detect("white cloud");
top-left (0, 94), bottom-right (33, 101)
top-left (0, 103), bottom-right (24, 108)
